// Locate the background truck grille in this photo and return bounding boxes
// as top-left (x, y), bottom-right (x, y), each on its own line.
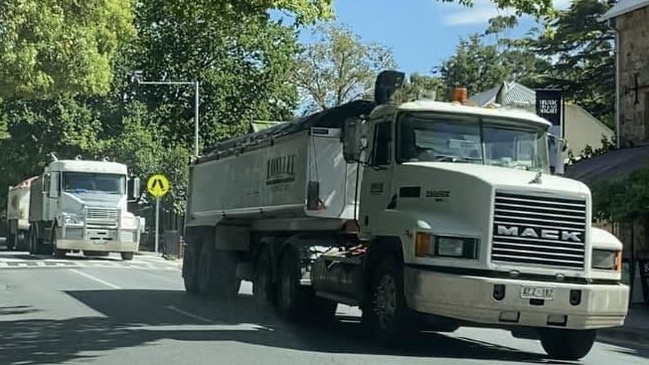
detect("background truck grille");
top-left (86, 208), bottom-right (119, 223)
top-left (491, 191), bottom-right (587, 269)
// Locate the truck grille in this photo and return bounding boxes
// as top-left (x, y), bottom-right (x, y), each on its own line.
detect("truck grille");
top-left (86, 208), bottom-right (119, 224)
top-left (491, 191), bottom-right (587, 269)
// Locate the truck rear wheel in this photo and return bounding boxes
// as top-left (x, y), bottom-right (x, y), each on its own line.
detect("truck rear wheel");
top-left (254, 246), bottom-right (277, 306)
top-left (182, 243), bottom-right (200, 294)
top-left (363, 255), bottom-right (416, 344)
top-left (121, 252), bottom-right (134, 261)
top-left (197, 243), bottom-right (240, 299)
top-left (539, 328), bottom-right (596, 360)
top-left (276, 247), bottom-right (337, 323)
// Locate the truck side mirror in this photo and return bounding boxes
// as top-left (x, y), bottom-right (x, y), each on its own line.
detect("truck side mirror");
top-left (343, 118), bottom-right (365, 163)
top-left (128, 177), bottom-right (141, 201)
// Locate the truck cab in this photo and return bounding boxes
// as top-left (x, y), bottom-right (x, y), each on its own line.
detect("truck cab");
top-left (28, 158), bottom-right (142, 260)
top-left (338, 73), bottom-right (627, 359)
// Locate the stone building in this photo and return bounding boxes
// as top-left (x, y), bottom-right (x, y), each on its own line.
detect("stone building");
top-left (602, 0), bottom-right (649, 147)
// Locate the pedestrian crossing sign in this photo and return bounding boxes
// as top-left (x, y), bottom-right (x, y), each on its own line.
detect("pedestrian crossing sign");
top-left (147, 173), bottom-right (170, 197)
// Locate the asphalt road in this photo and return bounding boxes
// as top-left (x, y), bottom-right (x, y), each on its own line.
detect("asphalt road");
top-left (0, 249), bottom-right (647, 365)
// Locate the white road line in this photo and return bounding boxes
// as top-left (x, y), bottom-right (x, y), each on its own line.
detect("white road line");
top-left (165, 305), bottom-right (214, 324)
top-left (69, 269), bottom-right (122, 289)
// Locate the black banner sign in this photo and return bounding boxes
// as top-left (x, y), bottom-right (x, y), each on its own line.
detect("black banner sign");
top-left (535, 89), bottom-right (562, 126)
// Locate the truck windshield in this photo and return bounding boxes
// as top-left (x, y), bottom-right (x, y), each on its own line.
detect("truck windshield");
top-left (62, 172), bottom-right (126, 194)
top-left (396, 112), bottom-right (549, 172)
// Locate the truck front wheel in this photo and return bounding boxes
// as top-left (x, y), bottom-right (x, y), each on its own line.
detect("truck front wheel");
top-left (363, 255), bottom-right (416, 344)
top-left (539, 328), bottom-right (596, 360)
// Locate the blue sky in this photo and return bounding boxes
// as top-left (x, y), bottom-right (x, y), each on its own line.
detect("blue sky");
top-left (296, 0), bottom-right (572, 76)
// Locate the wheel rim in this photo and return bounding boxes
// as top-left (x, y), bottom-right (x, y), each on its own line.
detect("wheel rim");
top-left (375, 273), bottom-right (397, 329)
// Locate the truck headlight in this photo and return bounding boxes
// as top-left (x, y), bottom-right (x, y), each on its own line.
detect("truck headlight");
top-left (436, 237), bottom-right (478, 259)
top-left (414, 233), bottom-right (478, 259)
top-left (592, 249), bottom-right (621, 271)
top-left (63, 214), bottom-right (82, 225)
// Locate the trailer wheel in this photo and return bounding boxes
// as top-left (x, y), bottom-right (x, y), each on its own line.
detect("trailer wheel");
top-left (254, 246), bottom-right (277, 306)
top-left (277, 247), bottom-right (307, 321)
top-left (182, 243), bottom-right (200, 294)
top-left (363, 255), bottom-right (416, 344)
top-left (197, 244), bottom-right (239, 299)
top-left (540, 328), bottom-right (596, 360)
top-left (197, 243), bottom-right (219, 296)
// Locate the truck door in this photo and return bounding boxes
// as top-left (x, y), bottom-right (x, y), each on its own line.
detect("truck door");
top-left (359, 119), bottom-right (394, 235)
top-left (45, 172), bottom-right (60, 222)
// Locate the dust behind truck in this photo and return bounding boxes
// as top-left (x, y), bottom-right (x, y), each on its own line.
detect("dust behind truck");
top-left (27, 156), bottom-right (142, 260)
top-left (181, 70), bottom-right (629, 360)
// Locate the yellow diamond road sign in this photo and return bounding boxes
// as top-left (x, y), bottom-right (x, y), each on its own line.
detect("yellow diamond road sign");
top-left (147, 173), bottom-right (170, 198)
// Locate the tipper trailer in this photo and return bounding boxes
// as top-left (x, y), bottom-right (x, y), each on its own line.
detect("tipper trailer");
top-left (182, 71), bottom-right (628, 360)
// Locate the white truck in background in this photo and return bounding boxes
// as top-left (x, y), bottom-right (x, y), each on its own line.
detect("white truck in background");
top-left (27, 156), bottom-right (142, 260)
top-left (6, 177), bottom-right (38, 251)
top-left (181, 70), bottom-right (629, 360)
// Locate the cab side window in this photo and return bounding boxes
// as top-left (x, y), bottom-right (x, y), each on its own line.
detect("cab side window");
top-left (372, 121), bottom-right (392, 165)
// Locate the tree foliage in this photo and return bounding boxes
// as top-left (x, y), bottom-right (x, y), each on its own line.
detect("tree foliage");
top-left (0, 0), bottom-right (136, 99)
top-left (392, 73), bottom-right (446, 104)
top-left (436, 33), bottom-right (547, 97)
top-left (591, 167), bottom-right (649, 223)
top-left (527, 0), bottom-right (615, 126)
top-left (292, 23), bottom-right (397, 113)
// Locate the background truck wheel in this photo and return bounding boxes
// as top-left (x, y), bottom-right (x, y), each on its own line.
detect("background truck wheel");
top-left (121, 252), bottom-right (134, 261)
top-left (6, 234), bottom-right (15, 251)
top-left (15, 231), bottom-right (27, 251)
top-left (51, 229), bottom-right (66, 259)
top-left (182, 243), bottom-right (200, 294)
top-left (363, 255), bottom-right (416, 344)
top-left (539, 328), bottom-right (596, 360)
top-left (253, 246), bottom-right (277, 306)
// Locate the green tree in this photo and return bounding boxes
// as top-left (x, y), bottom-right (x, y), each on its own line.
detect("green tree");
top-left (527, 0), bottom-right (615, 126)
top-left (0, 0), bottom-right (136, 99)
top-left (436, 32), bottom-right (549, 98)
top-left (292, 23), bottom-right (397, 113)
top-left (129, 0), bottom-right (302, 148)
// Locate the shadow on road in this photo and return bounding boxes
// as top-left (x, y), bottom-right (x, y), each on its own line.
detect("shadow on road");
top-left (0, 289), bottom-right (566, 365)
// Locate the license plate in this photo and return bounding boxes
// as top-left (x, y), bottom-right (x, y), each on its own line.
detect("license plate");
top-left (520, 286), bottom-right (554, 300)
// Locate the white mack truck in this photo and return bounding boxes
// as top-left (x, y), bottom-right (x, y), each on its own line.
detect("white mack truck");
top-left (181, 71), bottom-right (628, 360)
top-left (27, 156), bottom-right (142, 260)
top-left (6, 176), bottom-right (38, 251)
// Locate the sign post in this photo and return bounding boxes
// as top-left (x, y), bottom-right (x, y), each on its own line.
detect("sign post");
top-left (146, 173), bottom-right (171, 253)
top-left (535, 89), bottom-right (564, 175)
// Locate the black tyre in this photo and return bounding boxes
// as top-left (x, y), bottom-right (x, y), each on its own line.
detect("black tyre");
top-left (197, 242), bottom-right (218, 296)
top-left (197, 243), bottom-right (240, 299)
top-left (254, 246), bottom-right (277, 306)
top-left (182, 243), bottom-right (200, 294)
top-left (277, 247), bottom-right (307, 321)
top-left (7, 234), bottom-right (15, 251)
top-left (363, 255), bottom-right (416, 344)
top-left (540, 328), bottom-right (596, 360)
top-left (121, 252), bottom-right (134, 261)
